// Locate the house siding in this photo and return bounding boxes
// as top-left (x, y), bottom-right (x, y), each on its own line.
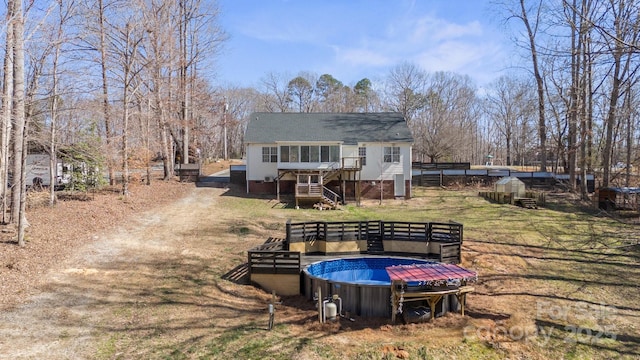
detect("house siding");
top-left (246, 143), bottom-right (278, 182)
top-left (244, 113), bottom-right (413, 200)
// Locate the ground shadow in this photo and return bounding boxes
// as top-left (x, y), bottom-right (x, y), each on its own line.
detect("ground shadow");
top-left (221, 263), bottom-right (250, 285)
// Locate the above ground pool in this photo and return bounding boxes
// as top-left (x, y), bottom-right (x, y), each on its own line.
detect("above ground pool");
top-left (305, 257), bottom-right (436, 286)
top-left (303, 257), bottom-right (449, 318)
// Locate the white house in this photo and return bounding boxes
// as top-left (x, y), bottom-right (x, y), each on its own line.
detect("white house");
top-left (244, 112), bottom-right (414, 206)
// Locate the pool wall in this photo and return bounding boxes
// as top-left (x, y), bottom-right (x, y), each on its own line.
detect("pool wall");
top-left (303, 257), bottom-right (456, 318)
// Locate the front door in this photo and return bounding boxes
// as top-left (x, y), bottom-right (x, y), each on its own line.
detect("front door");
top-left (394, 174), bottom-right (405, 197)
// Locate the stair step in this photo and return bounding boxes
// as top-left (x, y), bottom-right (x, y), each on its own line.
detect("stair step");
top-left (367, 236), bottom-right (384, 252)
top-left (517, 198), bottom-right (537, 209)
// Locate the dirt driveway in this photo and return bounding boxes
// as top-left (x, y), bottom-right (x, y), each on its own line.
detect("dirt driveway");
top-left (0, 185), bottom-right (285, 359)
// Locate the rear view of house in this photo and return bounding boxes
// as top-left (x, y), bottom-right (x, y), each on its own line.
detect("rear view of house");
top-left (244, 112), bottom-right (414, 207)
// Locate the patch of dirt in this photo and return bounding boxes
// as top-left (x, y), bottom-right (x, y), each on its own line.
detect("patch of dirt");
top-left (0, 161), bottom-right (257, 358)
top-left (1, 180), bottom-right (193, 312)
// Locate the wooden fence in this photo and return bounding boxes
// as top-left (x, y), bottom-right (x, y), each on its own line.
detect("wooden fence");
top-left (380, 221), bottom-right (429, 241)
top-left (247, 251), bottom-right (301, 275)
top-left (286, 220), bottom-right (462, 244)
top-left (285, 220), bottom-right (462, 263)
top-left (286, 220), bottom-right (380, 242)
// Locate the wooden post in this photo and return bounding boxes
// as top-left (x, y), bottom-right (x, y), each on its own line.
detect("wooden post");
top-left (455, 286), bottom-right (474, 317)
top-left (276, 175), bottom-right (280, 202)
top-left (391, 281), bottom-right (397, 322)
top-left (317, 286), bottom-right (323, 323)
top-left (285, 220), bottom-right (291, 246)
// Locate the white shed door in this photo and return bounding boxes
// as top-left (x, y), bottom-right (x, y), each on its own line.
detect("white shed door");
top-left (394, 174), bottom-right (405, 197)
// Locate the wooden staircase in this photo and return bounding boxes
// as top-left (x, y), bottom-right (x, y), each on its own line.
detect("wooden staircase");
top-left (516, 198), bottom-right (538, 209)
top-left (320, 186), bottom-right (340, 209)
top-left (322, 168), bottom-right (341, 184)
top-left (366, 234), bottom-right (384, 253)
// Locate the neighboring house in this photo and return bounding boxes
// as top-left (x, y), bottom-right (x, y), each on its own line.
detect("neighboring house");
top-left (244, 112), bottom-right (414, 207)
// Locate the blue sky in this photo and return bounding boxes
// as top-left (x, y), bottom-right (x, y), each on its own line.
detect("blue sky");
top-left (216, 0), bottom-right (514, 88)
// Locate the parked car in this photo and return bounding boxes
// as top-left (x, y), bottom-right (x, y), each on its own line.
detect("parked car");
top-left (613, 162), bottom-right (633, 170)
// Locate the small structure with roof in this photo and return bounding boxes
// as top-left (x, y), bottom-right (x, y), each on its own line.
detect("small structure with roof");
top-left (495, 176), bottom-right (526, 197)
top-left (479, 176), bottom-right (543, 208)
top-left (597, 187), bottom-right (640, 211)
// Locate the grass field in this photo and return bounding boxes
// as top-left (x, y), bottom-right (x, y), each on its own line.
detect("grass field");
top-left (184, 186), bottom-right (638, 359)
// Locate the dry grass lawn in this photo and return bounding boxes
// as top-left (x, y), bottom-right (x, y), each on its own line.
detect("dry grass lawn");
top-left (0, 162), bottom-right (638, 359)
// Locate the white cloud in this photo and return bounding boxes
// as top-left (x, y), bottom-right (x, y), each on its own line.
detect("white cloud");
top-left (242, 21), bottom-right (314, 43)
top-left (333, 46), bottom-right (394, 67)
top-left (327, 13), bottom-right (504, 85)
top-left (408, 17), bottom-right (484, 43)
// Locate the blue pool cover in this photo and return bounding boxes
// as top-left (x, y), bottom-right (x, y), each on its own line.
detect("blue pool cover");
top-left (305, 257), bottom-right (437, 285)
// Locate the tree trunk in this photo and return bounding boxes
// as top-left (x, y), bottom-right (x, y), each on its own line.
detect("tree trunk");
top-left (567, 0), bottom-right (580, 192)
top-left (11, 0), bottom-right (27, 246)
top-left (602, 57), bottom-right (621, 188)
top-left (519, 0), bottom-right (547, 172)
top-left (98, 0), bottom-right (115, 186)
top-left (49, 0), bottom-right (65, 206)
top-left (0, 0), bottom-right (14, 224)
top-left (179, 0), bottom-right (189, 165)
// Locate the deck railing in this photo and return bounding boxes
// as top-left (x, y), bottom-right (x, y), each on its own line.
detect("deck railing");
top-left (286, 220), bottom-right (462, 244)
top-left (250, 220), bottom-right (463, 276)
top-left (296, 183), bottom-right (322, 196)
top-left (381, 221), bottom-right (429, 242)
top-left (247, 251), bottom-right (301, 275)
top-left (341, 156), bottom-right (363, 170)
top-left (322, 186), bottom-right (340, 205)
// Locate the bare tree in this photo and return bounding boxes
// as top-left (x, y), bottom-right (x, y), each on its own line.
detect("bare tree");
top-left (97, 0), bottom-right (116, 185)
top-left (520, 0), bottom-right (548, 171)
top-left (9, 0), bottom-right (28, 245)
top-left (384, 62), bottom-right (428, 124)
top-left (598, 0), bottom-right (640, 187)
top-left (47, 0), bottom-right (76, 205)
top-left (141, 0), bottom-right (177, 179)
top-left (486, 76), bottom-right (535, 166)
top-left (505, 0), bottom-right (549, 171)
top-left (413, 72), bottom-right (479, 163)
top-left (0, 0), bottom-right (15, 223)
top-left (110, 19), bottom-right (146, 196)
top-left (260, 72), bottom-right (292, 112)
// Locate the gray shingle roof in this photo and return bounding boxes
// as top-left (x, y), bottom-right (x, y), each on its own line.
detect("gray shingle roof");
top-left (244, 112), bottom-right (413, 145)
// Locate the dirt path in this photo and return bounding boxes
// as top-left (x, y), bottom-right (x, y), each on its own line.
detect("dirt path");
top-left (0, 186), bottom-right (277, 359)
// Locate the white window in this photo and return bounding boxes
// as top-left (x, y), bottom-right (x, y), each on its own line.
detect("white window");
top-left (262, 147), bottom-right (277, 162)
top-left (300, 146), bottom-right (310, 162)
top-left (384, 146), bottom-right (400, 163)
top-left (358, 147), bottom-right (367, 166)
top-left (280, 146), bottom-right (290, 163)
top-left (310, 146), bottom-right (320, 162)
top-left (280, 145), bottom-right (339, 163)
